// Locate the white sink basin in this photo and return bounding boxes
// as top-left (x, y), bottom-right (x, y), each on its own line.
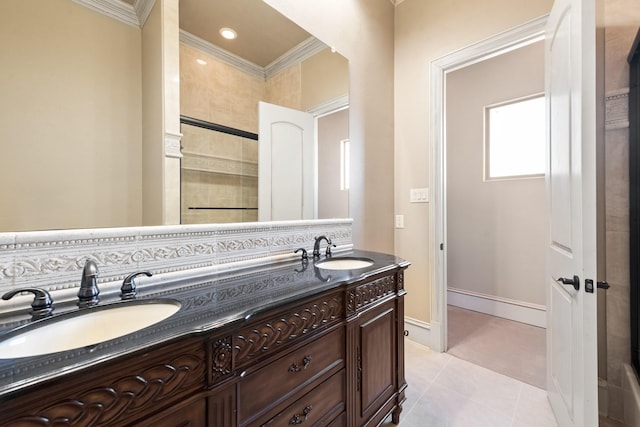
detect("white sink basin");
top-left (0, 300), bottom-right (181, 359)
top-left (315, 257), bottom-right (374, 270)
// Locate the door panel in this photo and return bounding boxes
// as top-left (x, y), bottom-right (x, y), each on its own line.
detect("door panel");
top-left (358, 303), bottom-right (396, 420)
top-left (550, 280), bottom-right (574, 415)
top-left (545, 0), bottom-right (598, 425)
top-left (258, 101), bottom-right (315, 221)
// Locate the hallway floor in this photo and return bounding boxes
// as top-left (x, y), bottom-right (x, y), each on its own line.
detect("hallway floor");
top-left (447, 305), bottom-right (546, 389)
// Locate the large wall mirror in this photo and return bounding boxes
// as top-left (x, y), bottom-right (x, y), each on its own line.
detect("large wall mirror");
top-left (0, 0), bottom-right (348, 232)
top-left (178, 0), bottom-right (349, 224)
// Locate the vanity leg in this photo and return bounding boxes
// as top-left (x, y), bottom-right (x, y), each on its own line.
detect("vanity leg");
top-left (392, 405), bottom-right (403, 424)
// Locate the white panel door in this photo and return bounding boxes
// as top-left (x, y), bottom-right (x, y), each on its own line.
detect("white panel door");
top-left (545, 0), bottom-right (598, 425)
top-left (258, 101), bottom-right (315, 221)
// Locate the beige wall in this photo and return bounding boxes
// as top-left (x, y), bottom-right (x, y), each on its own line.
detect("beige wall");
top-left (0, 0), bottom-right (142, 231)
top-left (394, 0), bottom-right (553, 323)
top-left (301, 49), bottom-right (349, 110)
top-left (265, 65), bottom-right (302, 113)
top-left (446, 41), bottom-right (546, 306)
top-left (602, 0), bottom-right (640, 421)
top-left (265, 0), bottom-right (396, 254)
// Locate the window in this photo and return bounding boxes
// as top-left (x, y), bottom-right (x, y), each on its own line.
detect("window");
top-left (485, 95), bottom-right (545, 179)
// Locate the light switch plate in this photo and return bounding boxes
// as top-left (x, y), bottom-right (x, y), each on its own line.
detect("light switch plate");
top-left (395, 214), bottom-right (405, 229)
top-left (410, 188), bottom-right (429, 203)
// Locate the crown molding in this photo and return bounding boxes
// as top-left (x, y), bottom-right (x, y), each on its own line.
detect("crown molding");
top-left (72, 0), bottom-right (156, 28)
top-left (72, 0), bottom-right (140, 27)
top-left (134, 0), bottom-right (155, 27)
top-left (264, 37), bottom-right (328, 79)
top-left (306, 95), bottom-right (349, 117)
top-left (390, 0), bottom-right (406, 5)
top-left (77, 1), bottom-right (327, 80)
top-left (180, 30), bottom-right (266, 80)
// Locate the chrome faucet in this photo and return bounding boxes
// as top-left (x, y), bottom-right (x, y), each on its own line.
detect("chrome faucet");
top-left (77, 259), bottom-right (100, 308)
top-left (312, 236), bottom-right (331, 259)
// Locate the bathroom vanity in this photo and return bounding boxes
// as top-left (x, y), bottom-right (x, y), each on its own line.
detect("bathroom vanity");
top-left (0, 250), bottom-right (408, 427)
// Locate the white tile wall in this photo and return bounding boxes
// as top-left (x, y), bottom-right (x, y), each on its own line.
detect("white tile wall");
top-left (0, 219), bottom-right (353, 313)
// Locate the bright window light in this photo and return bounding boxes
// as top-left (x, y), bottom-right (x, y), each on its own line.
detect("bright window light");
top-left (486, 95), bottom-right (545, 179)
top-left (340, 139), bottom-right (350, 191)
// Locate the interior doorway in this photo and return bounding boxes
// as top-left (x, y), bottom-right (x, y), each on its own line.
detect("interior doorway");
top-left (443, 40), bottom-right (547, 388)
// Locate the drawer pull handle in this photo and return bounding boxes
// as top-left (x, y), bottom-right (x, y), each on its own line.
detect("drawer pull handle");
top-left (289, 405), bottom-right (312, 424)
top-left (288, 355), bottom-right (312, 373)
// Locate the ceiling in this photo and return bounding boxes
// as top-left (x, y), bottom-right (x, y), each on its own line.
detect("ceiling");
top-left (178, 0), bottom-right (313, 68)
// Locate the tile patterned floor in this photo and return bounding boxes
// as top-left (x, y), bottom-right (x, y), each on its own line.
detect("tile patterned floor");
top-left (383, 339), bottom-right (558, 427)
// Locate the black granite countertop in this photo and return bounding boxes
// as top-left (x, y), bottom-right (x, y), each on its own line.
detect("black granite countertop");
top-left (0, 250), bottom-right (409, 398)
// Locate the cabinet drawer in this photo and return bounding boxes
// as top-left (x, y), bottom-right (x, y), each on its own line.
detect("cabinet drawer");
top-left (239, 327), bottom-right (345, 424)
top-left (257, 369), bottom-right (345, 427)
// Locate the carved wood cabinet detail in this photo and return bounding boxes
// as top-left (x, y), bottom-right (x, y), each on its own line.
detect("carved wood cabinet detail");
top-left (2, 268), bottom-right (407, 427)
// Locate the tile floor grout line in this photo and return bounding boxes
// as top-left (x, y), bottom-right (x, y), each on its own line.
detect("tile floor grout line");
top-left (509, 382), bottom-right (524, 426)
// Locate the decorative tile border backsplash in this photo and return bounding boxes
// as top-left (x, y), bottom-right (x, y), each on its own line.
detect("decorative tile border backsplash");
top-left (0, 219), bottom-right (352, 312)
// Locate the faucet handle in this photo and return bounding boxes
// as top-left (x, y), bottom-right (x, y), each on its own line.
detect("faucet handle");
top-left (121, 271), bottom-right (153, 299)
top-left (295, 248), bottom-right (308, 260)
top-left (325, 243), bottom-right (336, 257)
top-left (2, 287), bottom-right (54, 318)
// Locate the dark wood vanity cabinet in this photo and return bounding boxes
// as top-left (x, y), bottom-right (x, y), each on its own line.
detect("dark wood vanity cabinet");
top-left (2, 268), bottom-right (406, 427)
top-left (346, 273), bottom-right (407, 426)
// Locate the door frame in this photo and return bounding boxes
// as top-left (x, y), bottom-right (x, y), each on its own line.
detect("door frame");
top-left (429, 15), bottom-right (548, 352)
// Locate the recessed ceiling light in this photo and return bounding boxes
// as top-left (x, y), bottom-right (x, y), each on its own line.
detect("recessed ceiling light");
top-left (219, 27), bottom-right (237, 40)
top-left (196, 58), bottom-right (207, 65)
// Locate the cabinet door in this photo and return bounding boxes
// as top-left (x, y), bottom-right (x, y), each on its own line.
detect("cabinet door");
top-left (356, 299), bottom-right (397, 424)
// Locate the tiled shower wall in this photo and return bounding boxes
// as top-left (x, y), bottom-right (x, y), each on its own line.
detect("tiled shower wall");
top-left (603, 0), bottom-right (640, 422)
top-left (179, 42), bottom-right (302, 135)
top-left (0, 219), bottom-right (352, 315)
top-left (180, 124), bottom-right (259, 224)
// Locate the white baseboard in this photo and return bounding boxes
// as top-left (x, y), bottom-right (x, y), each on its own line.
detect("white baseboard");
top-left (624, 364), bottom-right (640, 427)
top-left (404, 317), bottom-right (432, 348)
top-left (447, 287), bottom-right (547, 328)
top-left (404, 317), bottom-right (445, 352)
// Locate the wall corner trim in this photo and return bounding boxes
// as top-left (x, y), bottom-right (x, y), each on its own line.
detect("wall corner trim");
top-left (165, 131), bottom-right (183, 158)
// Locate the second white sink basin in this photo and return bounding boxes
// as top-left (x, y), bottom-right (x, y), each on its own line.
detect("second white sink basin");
top-left (0, 300), bottom-right (181, 359)
top-left (315, 257), bottom-right (374, 270)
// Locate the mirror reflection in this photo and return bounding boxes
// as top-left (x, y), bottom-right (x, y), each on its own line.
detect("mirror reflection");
top-left (0, 0), bottom-right (348, 232)
top-left (178, 0), bottom-right (349, 224)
